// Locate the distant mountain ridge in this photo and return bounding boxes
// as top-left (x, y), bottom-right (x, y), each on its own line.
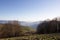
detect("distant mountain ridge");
top-left (20, 21), bottom-right (42, 29)
top-left (0, 20), bottom-right (42, 29)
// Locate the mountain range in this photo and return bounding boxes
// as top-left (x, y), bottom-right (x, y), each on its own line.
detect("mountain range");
top-left (20, 21), bottom-right (42, 29)
top-left (0, 20), bottom-right (42, 29)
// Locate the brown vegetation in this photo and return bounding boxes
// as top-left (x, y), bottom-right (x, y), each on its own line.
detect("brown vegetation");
top-left (0, 21), bottom-right (34, 38)
top-left (0, 21), bottom-right (23, 38)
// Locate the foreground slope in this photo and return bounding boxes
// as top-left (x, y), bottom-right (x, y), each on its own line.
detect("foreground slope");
top-left (0, 33), bottom-right (60, 40)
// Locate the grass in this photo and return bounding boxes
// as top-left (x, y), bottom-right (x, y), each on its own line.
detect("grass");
top-left (0, 33), bottom-right (60, 40)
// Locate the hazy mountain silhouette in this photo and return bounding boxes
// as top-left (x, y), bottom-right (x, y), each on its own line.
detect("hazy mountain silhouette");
top-left (20, 21), bottom-right (42, 29)
top-left (0, 20), bottom-right (42, 29)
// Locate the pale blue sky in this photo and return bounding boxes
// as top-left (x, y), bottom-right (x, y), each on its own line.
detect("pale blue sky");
top-left (0, 0), bottom-right (60, 22)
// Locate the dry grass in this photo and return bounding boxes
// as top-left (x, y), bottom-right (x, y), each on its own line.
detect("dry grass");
top-left (0, 33), bottom-right (60, 40)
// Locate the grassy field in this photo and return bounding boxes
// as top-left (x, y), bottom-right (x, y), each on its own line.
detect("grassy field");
top-left (0, 33), bottom-right (60, 40)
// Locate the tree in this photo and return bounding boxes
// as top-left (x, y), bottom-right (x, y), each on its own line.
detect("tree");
top-left (37, 17), bottom-right (60, 34)
top-left (0, 21), bottom-right (23, 38)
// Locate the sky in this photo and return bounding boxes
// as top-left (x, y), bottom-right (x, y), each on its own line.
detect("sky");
top-left (0, 0), bottom-right (60, 22)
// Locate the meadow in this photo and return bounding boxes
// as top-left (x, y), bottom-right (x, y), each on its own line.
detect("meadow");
top-left (0, 33), bottom-right (60, 40)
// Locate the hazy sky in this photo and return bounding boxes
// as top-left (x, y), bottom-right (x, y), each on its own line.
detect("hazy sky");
top-left (0, 0), bottom-right (60, 22)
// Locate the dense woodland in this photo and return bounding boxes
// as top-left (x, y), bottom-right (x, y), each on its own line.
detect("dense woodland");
top-left (37, 18), bottom-right (60, 34)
